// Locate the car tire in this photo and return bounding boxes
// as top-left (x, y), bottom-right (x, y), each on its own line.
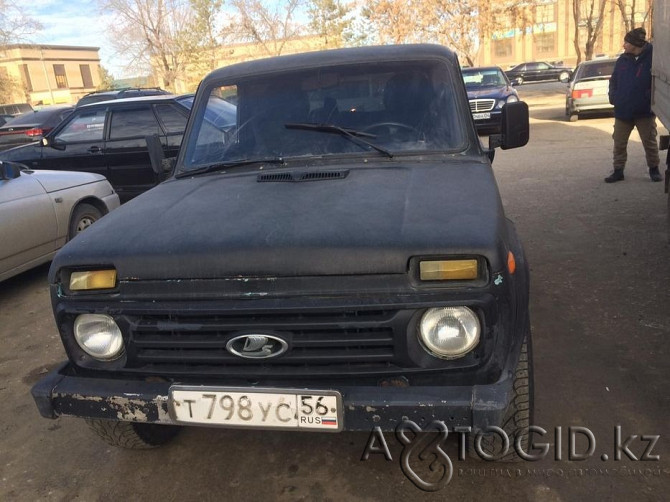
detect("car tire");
top-left (85, 419), bottom-right (182, 449)
top-left (568, 113), bottom-right (578, 122)
top-left (517, 76), bottom-right (524, 85)
top-left (469, 330), bottom-right (533, 462)
top-left (559, 71), bottom-right (570, 83)
top-left (68, 203), bottom-right (102, 240)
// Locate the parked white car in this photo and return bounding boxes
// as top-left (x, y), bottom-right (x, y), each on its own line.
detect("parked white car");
top-left (0, 161), bottom-right (120, 281)
top-left (565, 58), bottom-right (617, 121)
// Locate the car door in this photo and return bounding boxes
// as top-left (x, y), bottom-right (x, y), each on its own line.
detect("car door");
top-left (0, 171), bottom-right (58, 280)
top-left (535, 62), bottom-right (553, 80)
top-left (103, 104), bottom-right (165, 201)
top-left (33, 108), bottom-right (108, 177)
top-left (524, 63), bottom-right (542, 81)
top-left (154, 103), bottom-right (189, 158)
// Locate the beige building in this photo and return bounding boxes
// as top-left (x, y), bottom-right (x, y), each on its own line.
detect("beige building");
top-left (477, 0), bottom-right (653, 68)
top-left (0, 44), bottom-right (101, 106)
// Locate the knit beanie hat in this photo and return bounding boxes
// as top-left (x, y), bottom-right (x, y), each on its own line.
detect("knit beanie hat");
top-left (624, 27), bottom-right (646, 47)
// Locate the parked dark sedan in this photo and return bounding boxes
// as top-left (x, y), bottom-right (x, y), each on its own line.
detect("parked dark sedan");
top-left (0, 95), bottom-right (198, 202)
top-left (462, 66), bottom-right (520, 134)
top-left (505, 61), bottom-right (573, 84)
top-left (0, 106), bottom-right (74, 151)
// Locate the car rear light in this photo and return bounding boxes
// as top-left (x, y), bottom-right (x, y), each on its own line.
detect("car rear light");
top-left (25, 128), bottom-right (45, 137)
top-left (572, 89), bottom-right (593, 99)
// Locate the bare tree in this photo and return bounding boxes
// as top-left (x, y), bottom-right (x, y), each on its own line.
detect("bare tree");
top-left (422, 0), bottom-right (482, 66)
top-left (361, 0), bottom-right (424, 44)
top-left (0, 1), bottom-right (42, 101)
top-left (98, 0), bottom-right (199, 90)
top-left (572, 0), bottom-right (609, 64)
top-left (307, 0), bottom-right (354, 49)
top-left (0, 0), bottom-right (42, 46)
top-left (613, 0), bottom-right (652, 33)
top-left (227, 0), bottom-right (306, 56)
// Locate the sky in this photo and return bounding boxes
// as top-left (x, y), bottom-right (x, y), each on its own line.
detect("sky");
top-left (23, 1), bottom-right (132, 79)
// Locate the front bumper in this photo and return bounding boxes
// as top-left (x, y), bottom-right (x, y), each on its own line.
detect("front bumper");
top-left (31, 360), bottom-right (516, 432)
top-left (472, 111), bottom-right (502, 133)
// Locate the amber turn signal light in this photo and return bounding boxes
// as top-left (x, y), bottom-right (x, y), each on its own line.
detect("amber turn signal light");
top-left (69, 269), bottom-right (117, 291)
top-left (419, 260), bottom-right (479, 281)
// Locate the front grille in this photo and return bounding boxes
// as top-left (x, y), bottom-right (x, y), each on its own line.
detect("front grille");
top-left (125, 309), bottom-right (406, 375)
top-left (469, 99), bottom-right (496, 112)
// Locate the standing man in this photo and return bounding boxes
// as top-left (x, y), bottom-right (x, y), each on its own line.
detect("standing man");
top-left (605, 27), bottom-right (662, 183)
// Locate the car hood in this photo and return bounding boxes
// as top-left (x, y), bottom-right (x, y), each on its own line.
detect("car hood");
top-left (51, 160), bottom-right (508, 280)
top-left (26, 169), bottom-right (107, 193)
top-left (466, 86), bottom-right (513, 99)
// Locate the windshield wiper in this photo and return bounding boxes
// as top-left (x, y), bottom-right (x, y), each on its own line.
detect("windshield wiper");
top-left (176, 157), bottom-right (285, 178)
top-left (285, 122), bottom-right (394, 158)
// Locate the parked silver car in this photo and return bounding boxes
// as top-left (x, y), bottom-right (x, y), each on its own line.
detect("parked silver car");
top-left (565, 58), bottom-right (616, 121)
top-left (0, 161), bottom-right (120, 281)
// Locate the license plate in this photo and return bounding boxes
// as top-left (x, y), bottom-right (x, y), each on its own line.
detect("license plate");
top-left (472, 112), bottom-right (491, 120)
top-left (169, 386), bottom-right (343, 431)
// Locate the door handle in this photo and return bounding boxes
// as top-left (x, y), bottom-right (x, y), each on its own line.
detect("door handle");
top-left (87, 146), bottom-right (102, 153)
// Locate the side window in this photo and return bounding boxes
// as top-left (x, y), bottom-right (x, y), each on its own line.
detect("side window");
top-left (155, 104), bottom-right (188, 133)
top-left (109, 108), bottom-right (161, 139)
top-left (537, 63), bottom-right (550, 70)
top-left (55, 110), bottom-right (106, 142)
top-left (526, 63), bottom-right (539, 71)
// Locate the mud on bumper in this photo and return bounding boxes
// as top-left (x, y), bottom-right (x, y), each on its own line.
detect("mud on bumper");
top-left (32, 363), bottom-right (516, 432)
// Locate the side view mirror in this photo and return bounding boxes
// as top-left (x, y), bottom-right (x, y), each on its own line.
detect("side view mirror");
top-left (41, 136), bottom-right (66, 151)
top-left (146, 134), bottom-right (174, 179)
top-left (489, 101), bottom-right (529, 151)
top-left (0, 160), bottom-right (24, 180)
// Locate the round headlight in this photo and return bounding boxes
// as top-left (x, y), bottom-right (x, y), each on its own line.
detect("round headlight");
top-left (418, 307), bottom-right (480, 359)
top-left (74, 314), bottom-right (124, 360)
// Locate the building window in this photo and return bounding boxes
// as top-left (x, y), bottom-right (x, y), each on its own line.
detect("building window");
top-left (494, 39), bottom-right (513, 58)
top-left (80, 64), bottom-right (94, 88)
top-left (21, 64), bottom-right (33, 91)
top-left (535, 3), bottom-right (556, 24)
top-left (53, 64), bottom-right (68, 88)
top-left (535, 33), bottom-right (556, 54)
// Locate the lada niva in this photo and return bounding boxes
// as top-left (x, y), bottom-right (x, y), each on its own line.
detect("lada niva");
top-left (32, 44), bottom-right (532, 459)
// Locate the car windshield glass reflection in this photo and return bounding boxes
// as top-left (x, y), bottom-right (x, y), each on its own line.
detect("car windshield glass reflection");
top-left (56, 110), bottom-right (106, 142)
top-left (180, 61), bottom-right (467, 171)
top-left (462, 70), bottom-right (506, 88)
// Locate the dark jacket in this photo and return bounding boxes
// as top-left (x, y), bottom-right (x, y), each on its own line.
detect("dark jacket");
top-left (609, 43), bottom-right (654, 120)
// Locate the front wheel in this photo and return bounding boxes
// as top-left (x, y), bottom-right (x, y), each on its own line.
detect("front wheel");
top-left (86, 419), bottom-right (182, 449)
top-left (68, 203), bottom-right (102, 240)
top-left (470, 331), bottom-right (534, 462)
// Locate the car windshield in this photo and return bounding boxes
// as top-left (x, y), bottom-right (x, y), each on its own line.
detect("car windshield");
top-left (179, 60), bottom-right (466, 172)
top-left (462, 69), bottom-right (506, 88)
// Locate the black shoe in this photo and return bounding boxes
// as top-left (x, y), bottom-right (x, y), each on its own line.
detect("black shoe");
top-left (605, 170), bottom-right (624, 183)
top-left (649, 167), bottom-right (662, 182)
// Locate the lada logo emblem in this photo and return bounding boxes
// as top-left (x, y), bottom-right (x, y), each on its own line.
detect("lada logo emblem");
top-left (226, 334), bottom-right (288, 359)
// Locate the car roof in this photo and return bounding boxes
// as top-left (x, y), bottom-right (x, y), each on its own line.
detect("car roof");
top-left (462, 66), bottom-right (503, 72)
top-left (0, 106), bottom-right (73, 126)
top-left (202, 44), bottom-right (458, 83)
top-left (77, 94), bottom-right (185, 108)
top-left (578, 58), bottom-right (617, 65)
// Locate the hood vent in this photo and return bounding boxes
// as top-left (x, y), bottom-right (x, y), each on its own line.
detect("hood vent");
top-left (257, 170), bottom-right (349, 183)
